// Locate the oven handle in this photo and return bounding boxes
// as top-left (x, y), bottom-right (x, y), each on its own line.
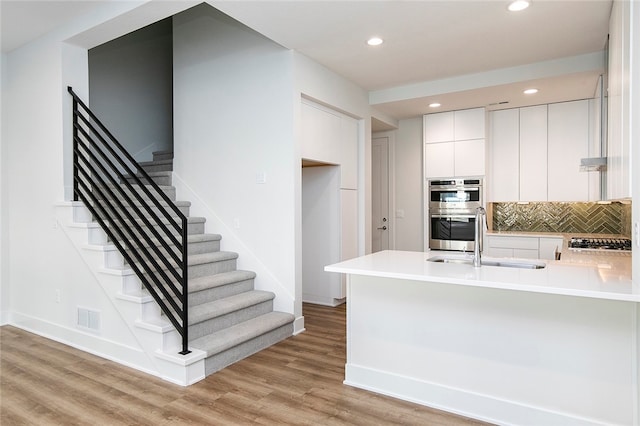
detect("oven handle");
top-left (430, 187), bottom-right (480, 191)
top-left (431, 214), bottom-right (475, 220)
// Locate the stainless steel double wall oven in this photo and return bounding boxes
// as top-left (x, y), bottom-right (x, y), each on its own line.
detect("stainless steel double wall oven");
top-left (428, 179), bottom-right (483, 251)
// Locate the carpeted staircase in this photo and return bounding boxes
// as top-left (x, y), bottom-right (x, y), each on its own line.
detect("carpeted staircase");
top-left (138, 150), bottom-right (294, 375)
top-left (72, 149), bottom-right (294, 380)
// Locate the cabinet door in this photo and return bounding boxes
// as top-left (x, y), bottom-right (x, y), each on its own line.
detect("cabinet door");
top-left (454, 139), bottom-right (485, 177)
top-left (455, 108), bottom-right (485, 141)
top-left (519, 105), bottom-right (548, 201)
top-left (424, 112), bottom-right (454, 143)
top-left (488, 109), bottom-right (519, 201)
top-left (424, 142), bottom-right (455, 178)
top-left (513, 249), bottom-right (540, 259)
top-left (539, 237), bottom-right (563, 260)
top-left (548, 100), bottom-right (589, 201)
top-left (607, 0), bottom-right (632, 199)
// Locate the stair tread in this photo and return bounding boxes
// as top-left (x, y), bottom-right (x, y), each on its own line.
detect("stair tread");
top-left (131, 251), bottom-right (238, 275)
top-left (106, 215), bottom-right (205, 228)
top-left (188, 251), bottom-right (238, 266)
top-left (123, 170), bottom-right (173, 179)
top-left (125, 232), bottom-right (219, 248)
top-left (139, 159), bottom-right (173, 166)
top-left (190, 311), bottom-right (294, 356)
top-left (189, 270), bottom-right (256, 293)
top-left (189, 290), bottom-right (274, 324)
top-left (100, 199), bottom-right (190, 209)
top-left (98, 183), bottom-right (175, 190)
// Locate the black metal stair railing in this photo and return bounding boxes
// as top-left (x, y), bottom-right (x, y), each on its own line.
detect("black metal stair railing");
top-left (68, 86), bottom-right (190, 355)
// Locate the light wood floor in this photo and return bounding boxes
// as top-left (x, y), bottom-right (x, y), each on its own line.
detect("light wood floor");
top-left (1, 303), bottom-right (490, 425)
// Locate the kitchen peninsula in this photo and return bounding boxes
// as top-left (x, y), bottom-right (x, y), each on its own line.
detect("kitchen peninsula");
top-left (325, 250), bottom-right (639, 426)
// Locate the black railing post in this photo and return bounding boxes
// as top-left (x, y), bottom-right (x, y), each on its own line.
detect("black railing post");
top-left (69, 86), bottom-right (79, 201)
top-left (180, 216), bottom-right (190, 355)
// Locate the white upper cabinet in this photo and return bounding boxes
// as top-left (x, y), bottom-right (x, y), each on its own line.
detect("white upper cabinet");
top-left (454, 108), bottom-right (485, 141)
top-left (424, 112), bottom-right (454, 143)
top-left (424, 108), bottom-right (485, 178)
top-left (301, 99), bottom-right (358, 189)
top-left (519, 105), bottom-right (548, 201)
top-left (547, 100), bottom-right (589, 201)
top-left (455, 139), bottom-right (485, 177)
top-left (607, 0), bottom-right (632, 199)
top-left (488, 108), bottom-right (519, 201)
top-left (488, 100), bottom-right (591, 202)
top-left (424, 142), bottom-right (455, 178)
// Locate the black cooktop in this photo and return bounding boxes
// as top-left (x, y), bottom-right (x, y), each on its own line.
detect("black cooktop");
top-left (568, 237), bottom-right (632, 251)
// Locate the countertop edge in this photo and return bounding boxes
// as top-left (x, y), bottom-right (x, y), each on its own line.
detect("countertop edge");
top-left (325, 250), bottom-right (639, 303)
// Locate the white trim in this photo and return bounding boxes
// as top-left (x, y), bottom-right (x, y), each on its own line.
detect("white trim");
top-left (345, 363), bottom-right (611, 426)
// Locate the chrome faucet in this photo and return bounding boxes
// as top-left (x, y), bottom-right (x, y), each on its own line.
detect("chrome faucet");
top-left (474, 206), bottom-right (487, 267)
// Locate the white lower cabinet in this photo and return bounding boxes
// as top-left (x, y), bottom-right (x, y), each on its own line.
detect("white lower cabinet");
top-left (486, 235), bottom-right (539, 259)
top-left (486, 235), bottom-right (563, 260)
top-left (539, 237), bottom-right (564, 260)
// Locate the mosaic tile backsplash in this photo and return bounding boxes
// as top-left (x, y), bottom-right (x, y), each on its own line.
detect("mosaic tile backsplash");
top-left (491, 202), bottom-right (632, 237)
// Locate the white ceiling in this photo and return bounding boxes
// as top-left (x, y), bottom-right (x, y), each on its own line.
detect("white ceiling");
top-left (1, 0), bottom-right (613, 128)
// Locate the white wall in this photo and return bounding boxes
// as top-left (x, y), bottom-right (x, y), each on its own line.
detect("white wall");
top-left (2, 8), bottom-right (140, 349)
top-left (392, 117), bottom-right (424, 251)
top-left (1, 0), bottom-right (197, 369)
top-left (172, 4), bottom-right (296, 316)
top-left (1, 51), bottom-right (8, 324)
top-left (89, 17), bottom-right (174, 162)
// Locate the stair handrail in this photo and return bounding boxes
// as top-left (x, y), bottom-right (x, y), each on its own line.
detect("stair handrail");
top-left (68, 86), bottom-right (190, 355)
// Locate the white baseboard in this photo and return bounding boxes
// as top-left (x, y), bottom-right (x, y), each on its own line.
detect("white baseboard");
top-left (8, 312), bottom-right (159, 379)
top-left (293, 315), bottom-right (305, 335)
top-left (344, 364), bottom-right (607, 426)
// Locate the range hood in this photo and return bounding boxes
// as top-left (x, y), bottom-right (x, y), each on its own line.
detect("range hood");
top-left (579, 156), bottom-right (607, 172)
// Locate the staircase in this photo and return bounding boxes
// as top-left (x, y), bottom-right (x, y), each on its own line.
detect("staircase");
top-left (59, 149), bottom-right (294, 383)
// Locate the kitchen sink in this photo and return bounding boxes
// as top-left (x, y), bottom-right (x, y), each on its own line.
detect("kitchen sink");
top-left (427, 255), bottom-right (546, 269)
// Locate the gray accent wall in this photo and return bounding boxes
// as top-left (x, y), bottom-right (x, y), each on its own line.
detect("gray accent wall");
top-left (89, 17), bottom-right (173, 162)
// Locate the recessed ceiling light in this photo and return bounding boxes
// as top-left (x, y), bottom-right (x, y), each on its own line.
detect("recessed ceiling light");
top-left (367, 37), bottom-right (383, 46)
top-left (429, 102), bottom-right (441, 108)
top-left (523, 88), bottom-right (539, 95)
top-left (508, 0), bottom-right (530, 12)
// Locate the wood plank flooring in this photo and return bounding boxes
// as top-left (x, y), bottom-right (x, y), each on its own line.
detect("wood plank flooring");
top-left (1, 303), bottom-right (490, 425)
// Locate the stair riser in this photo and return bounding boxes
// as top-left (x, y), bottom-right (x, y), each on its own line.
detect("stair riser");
top-left (204, 323), bottom-right (293, 376)
top-left (106, 221), bottom-right (203, 241)
top-left (124, 239), bottom-right (219, 263)
top-left (189, 278), bottom-right (254, 306)
top-left (189, 258), bottom-right (237, 278)
top-left (95, 185), bottom-right (177, 203)
top-left (188, 239), bottom-right (220, 255)
top-left (123, 174), bottom-right (172, 187)
top-left (189, 300), bottom-right (273, 341)
top-left (139, 258), bottom-right (237, 287)
top-left (102, 204), bottom-right (191, 222)
top-left (142, 163), bottom-right (172, 173)
top-left (153, 152), bottom-right (174, 161)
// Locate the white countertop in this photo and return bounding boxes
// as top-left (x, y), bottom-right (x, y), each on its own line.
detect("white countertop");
top-left (325, 250), bottom-right (640, 302)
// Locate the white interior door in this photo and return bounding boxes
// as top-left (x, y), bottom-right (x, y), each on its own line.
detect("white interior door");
top-left (372, 136), bottom-right (390, 252)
